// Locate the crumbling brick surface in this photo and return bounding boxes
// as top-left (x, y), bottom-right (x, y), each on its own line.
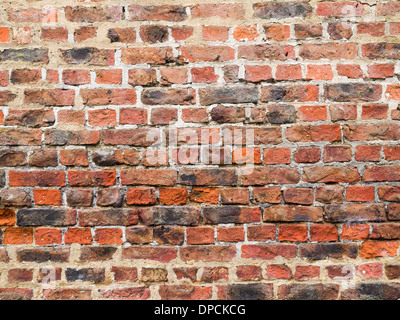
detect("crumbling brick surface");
top-left (0, 0), bottom-right (400, 300)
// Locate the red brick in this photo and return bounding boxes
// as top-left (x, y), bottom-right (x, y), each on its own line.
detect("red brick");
top-left (283, 188), bottom-right (313, 205)
top-left (310, 225), bottom-right (338, 242)
top-left (95, 228), bottom-right (123, 245)
top-left (265, 264), bottom-right (292, 280)
top-left (217, 227), bottom-right (244, 242)
top-left (233, 25), bottom-right (259, 41)
top-left (241, 244), bottom-right (297, 260)
top-left (295, 265), bottom-right (320, 281)
top-left (8, 268), bottom-right (33, 283)
top-left (236, 265), bottom-right (261, 281)
top-left (0, 28), bottom-right (10, 43)
top-left (276, 65), bottom-right (302, 81)
top-left (65, 228), bottom-right (93, 244)
top-left (245, 65), bottom-right (273, 82)
top-left (160, 68), bottom-right (187, 85)
top-left (202, 26), bottom-right (229, 42)
top-left (389, 23), bottom-right (400, 35)
top-left (182, 108), bottom-right (208, 123)
top-left (264, 25), bottom-right (290, 41)
top-left (63, 69), bottom-right (90, 85)
top-left (263, 148), bottom-right (291, 165)
top-left (384, 146), bottom-right (400, 161)
top-left (341, 224), bottom-right (370, 241)
top-left (191, 67), bottom-right (218, 83)
top-left (294, 147), bottom-right (321, 163)
top-left (81, 89), bottom-right (136, 106)
top-left (159, 188), bottom-right (187, 205)
top-left (278, 225), bottom-right (308, 242)
top-left (357, 22), bottom-right (385, 37)
top-left (126, 188), bottom-right (156, 206)
top-left (171, 26), bottom-right (193, 41)
top-left (95, 69), bottom-right (122, 84)
top-left (362, 104), bottom-right (388, 120)
top-left (346, 186), bottom-right (375, 202)
top-left (187, 227), bottom-right (214, 245)
top-left (355, 145), bottom-right (381, 162)
top-left (189, 188), bottom-right (219, 204)
top-left (324, 145), bottom-right (352, 163)
top-left (180, 246), bottom-right (236, 262)
top-left (0, 209), bottom-right (16, 226)
top-left (180, 46), bottom-right (234, 62)
top-left (298, 106), bottom-right (327, 121)
top-left (9, 171), bottom-right (65, 187)
top-left (247, 225), bottom-right (276, 241)
top-left (119, 108), bottom-right (147, 125)
top-left (68, 171), bottom-right (116, 187)
top-left (11, 69), bottom-right (41, 84)
top-left (337, 64), bottom-right (363, 78)
top-left (361, 241), bottom-right (399, 258)
top-left (75, 26), bottom-right (97, 42)
top-left (356, 263), bottom-right (383, 279)
top-left (299, 43), bottom-right (357, 60)
top-left (330, 104), bottom-right (357, 121)
top-left (35, 228), bottom-right (62, 245)
top-left (317, 2), bottom-right (365, 17)
top-left (33, 190), bottom-right (62, 206)
top-left (306, 65), bottom-right (334, 80)
top-left (191, 3), bottom-right (245, 19)
top-left (4, 228), bottom-right (33, 244)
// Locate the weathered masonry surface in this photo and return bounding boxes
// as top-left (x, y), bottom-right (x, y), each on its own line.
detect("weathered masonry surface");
top-left (1, 0), bottom-right (400, 300)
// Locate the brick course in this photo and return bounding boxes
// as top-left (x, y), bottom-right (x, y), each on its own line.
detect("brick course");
top-left (0, 0), bottom-right (400, 300)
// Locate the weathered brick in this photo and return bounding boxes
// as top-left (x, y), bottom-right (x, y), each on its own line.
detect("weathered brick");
top-left (324, 204), bottom-right (386, 223)
top-left (79, 209), bottom-right (139, 226)
top-left (140, 207), bottom-right (200, 226)
top-left (122, 47), bottom-right (174, 65)
top-left (9, 171), bottom-right (65, 187)
top-left (0, 48), bottom-right (48, 63)
top-left (142, 88), bottom-right (195, 105)
top-left (17, 209), bottom-right (76, 226)
top-left (278, 284), bottom-right (339, 300)
top-left (264, 205), bottom-right (323, 222)
top-left (253, 2), bottom-right (312, 19)
top-left (241, 244), bottom-right (297, 260)
top-left (261, 85), bottom-right (319, 102)
top-left (60, 48), bottom-right (114, 65)
top-left (181, 246), bottom-right (236, 262)
top-left (65, 6), bottom-right (122, 22)
top-left (17, 248), bottom-right (69, 263)
top-left (241, 167), bottom-right (300, 185)
top-left (128, 5), bottom-right (187, 22)
top-left (123, 246), bottom-right (177, 262)
top-left (303, 166), bottom-right (360, 183)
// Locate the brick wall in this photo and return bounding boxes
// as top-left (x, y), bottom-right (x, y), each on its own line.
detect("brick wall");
top-left (0, 0), bottom-right (400, 300)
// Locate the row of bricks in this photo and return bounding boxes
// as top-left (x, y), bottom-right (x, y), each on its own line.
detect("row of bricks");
top-left (1, 43), bottom-right (400, 66)
top-left (1, 104), bottom-right (400, 129)
top-left (1, 184), bottom-right (400, 207)
top-left (2, 282), bottom-right (400, 300)
top-left (2, 222), bottom-right (400, 245)
top-left (1, 85), bottom-right (400, 108)
top-left (2, 2), bottom-right (400, 24)
top-left (1, 202), bottom-right (400, 227)
top-left (3, 165), bottom-right (400, 186)
top-left (4, 122), bottom-right (400, 146)
top-left (0, 241), bottom-right (399, 262)
top-left (2, 144), bottom-right (400, 167)
top-left (0, 63), bottom-right (396, 86)
top-left (2, 262), bottom-right (400, 284)
top-left (3, 21), bottom-right (400, 45)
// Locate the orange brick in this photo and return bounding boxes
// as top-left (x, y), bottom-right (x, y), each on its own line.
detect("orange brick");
top-left (33, 189), bottom-right (62, 206)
